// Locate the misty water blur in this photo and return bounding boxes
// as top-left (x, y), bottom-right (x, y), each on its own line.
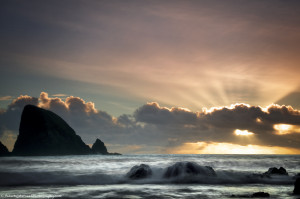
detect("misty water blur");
top-left (0, 154), bottom-right (299, 198)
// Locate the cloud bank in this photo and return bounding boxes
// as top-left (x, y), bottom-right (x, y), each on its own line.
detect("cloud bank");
top-left (1, 92), bottom-right (300, 153)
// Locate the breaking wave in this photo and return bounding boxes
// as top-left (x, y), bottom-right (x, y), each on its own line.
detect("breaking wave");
top-left (0, 161), bottom-right (296, 186)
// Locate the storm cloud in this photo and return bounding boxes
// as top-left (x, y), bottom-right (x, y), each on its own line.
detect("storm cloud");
top-left (1, 92), bottom-right (300, 153)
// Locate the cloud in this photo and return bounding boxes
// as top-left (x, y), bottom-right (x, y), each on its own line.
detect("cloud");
top-left (0, 95), bottom-right (39, 138)
top-left (0, 92), bottom-right (118, 148)
top-left (8, 95), bottom-right (39, 111)
top-left (0, 96), bottom-right (13, 101)
top-left (134, 102), bottom-right (197, 125)
top-left (37, 92), bottom-right (116, 135)
top-left (1, 92), bottom-right (300, 153)
top-left (51, 94), bottom-right (67, 97)
top-left (135, 102), bottom-right (300, 149)
top-left (39, 91), bottom-right (106, 118)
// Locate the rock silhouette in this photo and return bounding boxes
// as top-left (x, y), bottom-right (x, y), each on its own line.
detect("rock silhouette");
top-left (252, 192), bottom-right (270, 197)
top-left (294, 178), bottom-right (300, 195)
top-left (164, 162), bottom-right (216, 178)
top-left (12, 105), bottom-right (91, 156)
top-left (126, 164), bottom-right (152, 179)
top-left (0, 141), bottom-right (10, 156)
top-left (92, 138), bottom-right (108, 154)
top-left (263, 167), bottom-right (288, 176)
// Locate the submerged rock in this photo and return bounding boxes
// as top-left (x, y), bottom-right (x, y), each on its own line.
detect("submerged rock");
top-left (294, 178), bottom-right (300, 195)
top-left (108, 152), bottom-right (122, 155)
top-left (12, 105), bottom-right (91, 156)
top-left (0, 141), bottom-right (10, 156)
top-left (230, 192), bottom-right (270, 198)
top-left (126, 164), bottom-right (152, 179)
top-left (91, 138), bottom-right (108, 154)
top-left (263, 167), bottom-right (288, 176)
top-left (252, 192), bottom-right (270, 197)
top-left (231, 192), bottom-right (270, 198)
top-left (164, 162), bottom-right (216, 178)
top-left (293, 173), bottom-right (300, 179)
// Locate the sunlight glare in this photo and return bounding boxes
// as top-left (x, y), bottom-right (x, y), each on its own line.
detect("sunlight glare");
top-left (168, 142), bottom-right (300, 154)
top-left (273, 124), bottom-right (300, 135)
top-left (234, 129), bottom-right (254, 136)
top-left (256, 118), bottom-right (262, 123)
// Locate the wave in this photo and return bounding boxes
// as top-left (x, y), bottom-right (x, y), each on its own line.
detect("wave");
top-left (0, 161), bottom-right (297, 186)
top-left (0, 171), bottom-right (122, 186)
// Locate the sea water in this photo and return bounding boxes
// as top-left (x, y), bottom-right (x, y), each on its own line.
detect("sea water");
top-left (0, 154), bottom-right (299, 198)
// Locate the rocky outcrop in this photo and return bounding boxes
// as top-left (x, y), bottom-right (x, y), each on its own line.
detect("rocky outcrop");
top-left (126, 164), bottom-right (152, 179)
top-left (91, 138), bottom-right (108, 154)
top-left (294, 178), bottom-right (300, 195)
top-left (164, 162), bottom-right (216, 178)
top-left (263, 167), bottom-right (288, 176)
top-left (12, 105), bottom-right (91, 156)
top-left (0, 141), bottom-right (10, 156)
top-left (91, 138), bottom-right (121, 155)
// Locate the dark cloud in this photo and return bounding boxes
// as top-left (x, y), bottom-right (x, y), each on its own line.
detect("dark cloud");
top-left (136, 102), bottom-right (300, 128)
top-left (39, 92), bottom-right (68, 116)
top-left (265, 104), bottom-right (300, 124)
top-left (135, 102), bottom-right (197, 125)
top-left (8, 95), bottom-right (38, 111)
top-left (135, 102), bottom-right (300, 149)
top-left (37, 92), bottom-right (117, 139)
top-left (0, 95), bottom-right (39, 136)
top-left (1, 93), bottom-right (300, 153)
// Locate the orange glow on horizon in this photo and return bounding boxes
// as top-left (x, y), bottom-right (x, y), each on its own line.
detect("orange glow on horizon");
top-left (166, 142), bottom-right (300, 154)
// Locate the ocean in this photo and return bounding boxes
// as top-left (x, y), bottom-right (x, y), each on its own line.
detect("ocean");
top-left (0, 154), bottom-right (299, 199)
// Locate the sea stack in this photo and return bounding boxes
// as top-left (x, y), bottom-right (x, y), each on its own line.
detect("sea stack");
top-left (0, 141), bottom-right (10, 156)
top-left (12, 105), bottom-right (91, 156)
top-left (91, 138), bottom-right (108, 154)
top-left (263, 167), bottom-right (288, 176)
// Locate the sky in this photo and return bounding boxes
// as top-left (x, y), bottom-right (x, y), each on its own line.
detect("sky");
top-left (1, 0), bottom-right (300, 154)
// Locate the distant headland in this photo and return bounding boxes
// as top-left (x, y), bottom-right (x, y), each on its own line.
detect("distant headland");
top-left (0, 105), bottom-right (120, 156)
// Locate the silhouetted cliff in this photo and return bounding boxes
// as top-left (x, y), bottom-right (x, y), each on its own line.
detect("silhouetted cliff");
top-left (92, 138), bottom-right (108, 154)
top-left (12, 105), bottom-right (91, 156)
top-left (0, 141), bottom-right (10, 156)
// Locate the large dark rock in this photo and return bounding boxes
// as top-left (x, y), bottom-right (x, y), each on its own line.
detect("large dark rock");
top-left (91, 138), bottom-right (108, 154)
top-left (263, 167), bottom-right (288, 176)
top-left (294, 178), bottom-right (300, 195)
top-left (12, 105), bottom-right (91, 156)
top-left (164, 162), bottom-right (216, 178)
top-left (126, 164), bottom-right (152, 179)
top-left (0, 141), bottom-right (10, 156)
